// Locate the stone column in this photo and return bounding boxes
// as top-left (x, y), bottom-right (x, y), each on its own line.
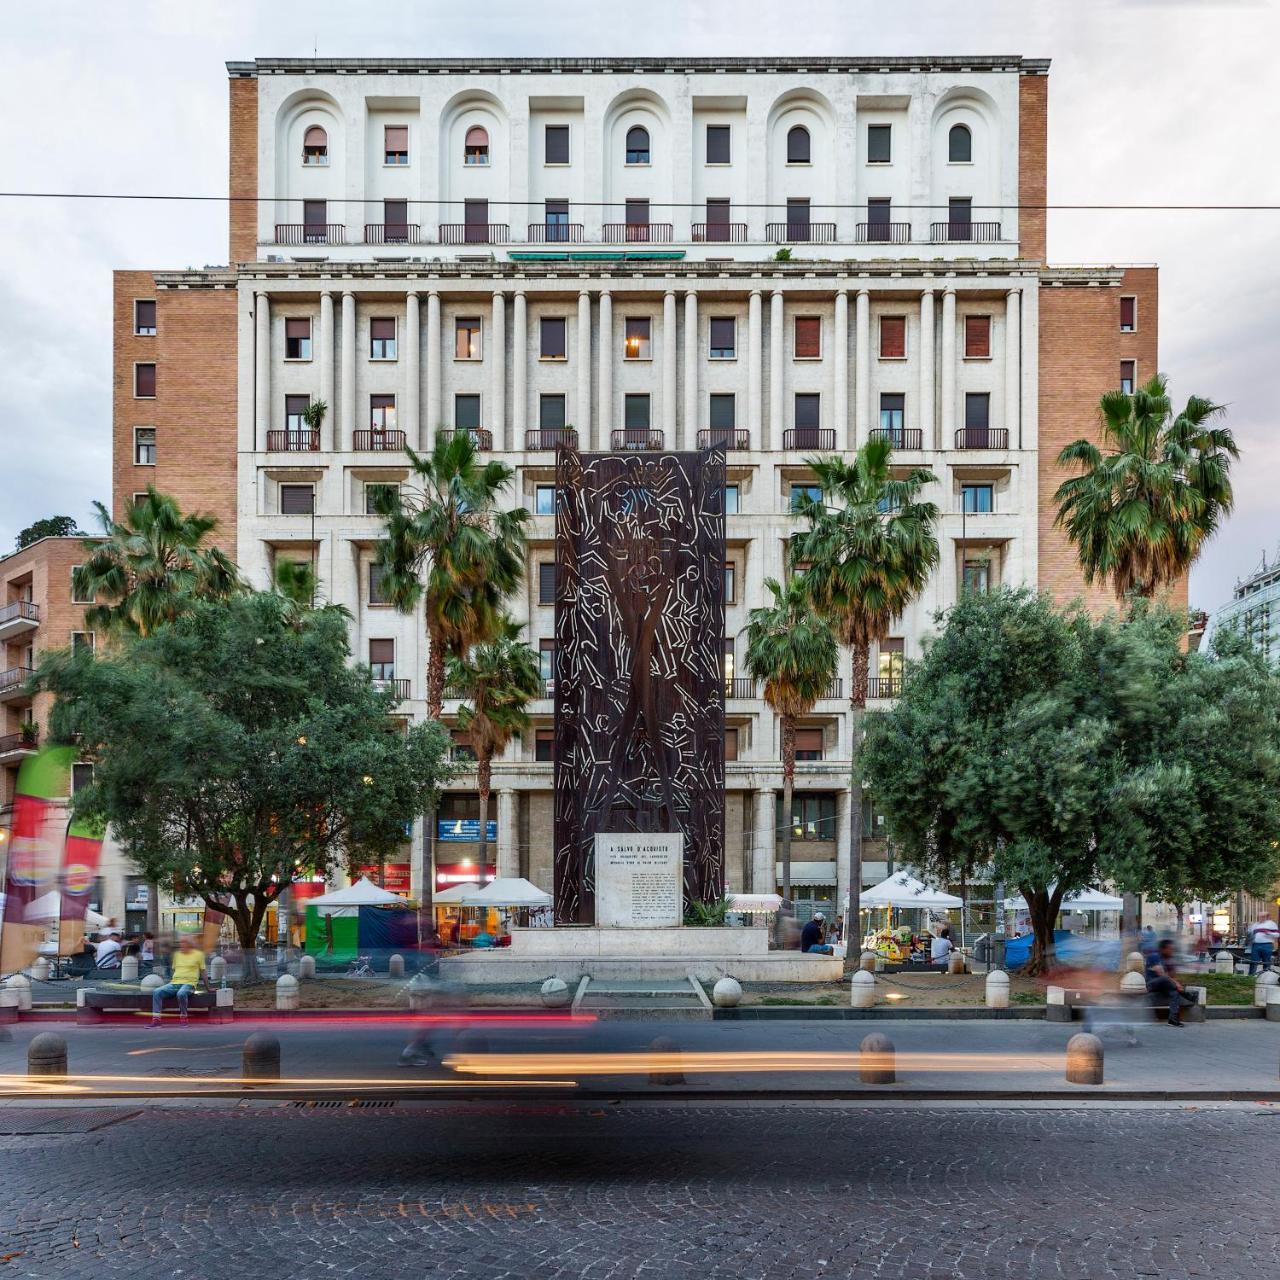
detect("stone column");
top-left (340, 291), bottom-right (356, 452)
top-left (577, 291), bottom-right (594, 447)
top-left (1005, 289), bottom-right (1021, 448)
top-left (497, 788), bottom-right (518, 880)
top-left (663, 290), bottom-right (678, 447)
top-left (833, 289), bottom-right (849, 451)
top-left (941, 286), bottom-right (957, 447)
top-left (854, 289), bottom-right (871, 446)
top-left (254, 292), bottom-right (271, 450)
top-left (426, 290), bottom-right (442, 444)
top-left (754, 789), bottom-right (777, 895)
top-left (403, 291), bottom-right (421, 449)
top-left (512, 291), bottom-right (527, 448)
top-left (490, 291), bottom-right (506, 450)
top-left (683, 290), bottom-right (698, 449)
top-left (597, 291), bottom-right (612, 448)
top-left (747, 290), bottom-right (763, 447)
top-left (318, 291), bottom-right (335, 452)
top-left (836, 789), bottom-right (852, 927)
top-left (769, 290), bottom-right (785, 451)
top-left (919, 290), bottom-right (936, 450)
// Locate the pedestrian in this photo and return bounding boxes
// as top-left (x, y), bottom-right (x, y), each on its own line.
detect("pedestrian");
top-left (1246, 915), bottom-right (1279, 976)
top-left (800, 912), bottom-right (833, 955)
top-left (1139, 924), bottom-right (1158, 960)
top-left (930, 927), bottom-right (955, 965)
top-left (1144, 939), bottom-right (1197, 1027)
top-left (830, 915), bottom-right (844, 945)
top-left (93, 931), bottom-right (122, 970)
top-left (149, 935), bottom-right (207, 1027)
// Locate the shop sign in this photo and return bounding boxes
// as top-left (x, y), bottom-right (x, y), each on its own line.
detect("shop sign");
top-left (437, 818), bottom-right (497, 842)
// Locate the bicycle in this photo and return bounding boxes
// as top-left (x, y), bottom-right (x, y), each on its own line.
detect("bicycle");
top-left (345, 955), bottom-right (375, 978)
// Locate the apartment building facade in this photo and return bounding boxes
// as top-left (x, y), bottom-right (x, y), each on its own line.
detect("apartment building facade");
top-left (113, 56), bottom-right (1168, 922)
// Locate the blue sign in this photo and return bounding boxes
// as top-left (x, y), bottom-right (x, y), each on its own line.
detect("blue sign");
top-left (437, 818), bottom-right (498, 842)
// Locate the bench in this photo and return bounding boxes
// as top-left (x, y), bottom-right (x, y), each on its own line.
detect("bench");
top-left (76, 987), bottom-right (234, 1025)
top-left (1046, 984), bottom-right (1206, 1024)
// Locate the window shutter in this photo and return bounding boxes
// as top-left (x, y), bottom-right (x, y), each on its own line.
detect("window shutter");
top-left (279, 484), bottom-right (314, 515)
top-left (965, 393), bottom-right (990, 430)
top-left (541, 317), bottom-right (566, 358)
top-left (455, 395), bottom-right (481, 429)
top-left (135, 300), bottom-right (156, 331)
top-left (881, 638), bottom-right (904, 656)
top-left (709, 317), bottom-right (735, 353)
top-left (1120, 296), bottom-right (1136, 330)
top-left (709, 395), bottom-right (736, 429)
top-left (724, 728), bottom-right (738, 761)
top-left (384, 125), bottom-right (408, 151)
top-left (539, 562), bottom-right (557, 605)
top-left (370, 318), bottom-right (396, 341)
top-left (545, 125), bottom-right (569, 164)
top-left (369, 639), bottom-right (395, 665)
top-left (285, 318), bottom-right (310, 339)
top-left (539, 395), bottom-right (566, 430)
top-left (794, 394), bottom-right (820, 429)
top-left (304, 125), bottom-right (327, 147)
top-left (465, 125), bottom-right (488, 148)
top-left (795, 729), bottom-right (824, 756)
top-left (706, 125), bottom-right (731, 164)
top-left (794, 316), bottom-right (821, 359)
top-left (880, 317), bottom-right (906, 358)
top-left (135, 364), bottom-right (156, 396)
top-left (964, 315), bottom-right (990, 358)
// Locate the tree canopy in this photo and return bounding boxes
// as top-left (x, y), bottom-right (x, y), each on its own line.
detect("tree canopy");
top-left (16, 515), bottom-right (85, 550)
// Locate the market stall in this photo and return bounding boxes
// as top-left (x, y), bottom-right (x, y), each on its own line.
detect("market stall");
top-left (459, 877), bottom-right (553, 945)
top-left (432, 881), bottom-right (479, 946)
top-left (1001, 886), bottom-right (1124, 969)
top-left (303, 876), bottom-right (417, 963)
top-left (856, 873), bottom-right (964, 963)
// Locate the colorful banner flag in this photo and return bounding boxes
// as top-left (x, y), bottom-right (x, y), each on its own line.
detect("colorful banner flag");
top-left (58, 811), bottom-right (106, 957)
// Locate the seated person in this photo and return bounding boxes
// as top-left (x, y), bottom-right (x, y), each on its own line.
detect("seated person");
top-left (1144, 939), bottom-right (1198, 1028)
top-left (800, 912), bottom-right (834, 955)
top-left (930, 928), bottom-right (955, 965)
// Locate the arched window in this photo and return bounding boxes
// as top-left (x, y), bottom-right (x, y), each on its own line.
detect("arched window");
top-left (948, 123), bottom-right (972, 163)
top-left (787, 125), bottom-right (811, 164)
top-left (464, 125), bottom-right (489, 166)
top-left (625, 125), bottom-right (650, 165)
top-left (302, 125), bottom-right (328, 166)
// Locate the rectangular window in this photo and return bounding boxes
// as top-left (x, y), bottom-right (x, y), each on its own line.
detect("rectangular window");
top-left (963, 558), bottom-right (990, 595)
top-left (71, 567), bottom-right (94, 605)
top-left (1120, 296), bottom-right (1136, 332)
top-left (878, 637), bottom-right (904, 684)
top-left (134, 363), bottom-right (155, 398)
top-left (133, 426), bottom-right (156, 465)
top-left (539, 638), bottom-right (556, 683)
top-left (71, 763), bottom-right (94, 795)
top-left (705, 198), bottom-right (731, 231)
top-left (948, 197), bottom-right (972, 230)
top-left (866, 124), bottom-right (891, 163)
top-left (790, 483), bottom-right (822, 512)
top-left (879, 393), bottom-right (905, 440)
top-left (454, 394), bottom-right (481, 431)
top-left (723, 637), bottom-right (735, 684)
top-left (794, 316), bottom-right (822, 360)
top-left (706, 124), bottom-right (731, 164)
top-left (961, 484), bottom-right (993, 514)
top-left (534, 484), bottom-right (556, 516)
top-left (776, 792), bottom-right (836, 841)
top-left (383, 125), bottom-right (409, 165)
top-left (370, 317), bottom-right (397, 360)
top-left (965, 392), bottom-right (991, 432)
top-left (365, 483), bottom-right (399, 515)
top-left (544, 199), bottom-right (569, 235)
top-left (724, 727), bottom-right (738, 762)
top-left (867, 197), bottom-right (891, 233)
top-left (540, 316), bottom-right (567, 359)
top-left (786, 198), bottom-right (810, 235)
top-left (964, 315), bottom-right (991, 359)
top-left (463, 199), bottom-right (488, 239)
top-left (279, 483), bottom-right (315, 515)
top-left (538, 561), bottom-right (557, 606)
top-left (709, 317), bottom-right (736, 359)
top-left (370, 394), bottom-right (396, 430)
top-left (1120, 359), bottom-right (1136, 395)
top-left (794, 728), bottom-right (824, 761)
top-left (285, 317), bottom-right (312, 360)
top-left (544, 124), bottom-right (570, 165)
top-left (539, 394), bottom-right (567, 431)
top-left (134, 300), bottom-right (156, 336)
top-left (383, 199), bottom-right (409, 241)
top-left (535, 729), bottom-right (554, 763)
top-left (724, 484), bottom-right (739, 516)
top-left (624, 394), bottom-right (651, 430)
top-left (285, 394), bottom-right (311, 431)
top-left (624, 317), bottom-right (652, 360)
top-left (724, 562), bottom-right (736, 604)
top-left (369, 638), bottom-right (395, 680)
top-left (879, 316), bottom-right (906, 359)
top-left (303, 200), bottom-right (327, 240)
top-left (455, 317), bottom-right (482, 360)
top-left (368, 562), bottom-right (391, 606)
top-left (794, 393), bottom-right (820, 429)
top-left (71, 631), bottom-right (95, 655)
top-left (709, 394), bottom-right (736, 430)
top-left (625, 198), bottom-right (650, 227)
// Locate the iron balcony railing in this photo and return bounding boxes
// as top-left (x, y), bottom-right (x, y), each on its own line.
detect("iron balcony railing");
top-left (0, 667), bottom-right (35, 696)
top-left (869, 428), bottom-right (924, 450)
top-left (0, 730), bottom-right (37, 754)
top-left (954, 428), bottom-right (1010, 450)
top-left (445, 427), bottom-right (493, 450)
top-left (611, 428), bottom-right (664, 451)
top-left (0, 601), bottom-right (40, 627)
top-left (856, 222), bottom-right (913, 244)
top-left (783, 428), bottom-right (836, 451)
top-left (372, 678), bottom-right (411, 702)
top-left (525, 428), bottom-right (578, 451)
top-left (266, 429), bottom-right (320, 452)
top-left (766, 222), bottom-right (837, 244)
top-left (353, 429), bottom-right (407, 452)
top-left (725, 677), bottom-right (756, 699)
top-left (275, 224), bottom-right (346, 246)
top-left (438, 223), bottom-right (510, 245)
top-left (363, 223), bottom-right (423, 245)
top-left (930, 221), bottom-right (1003, 244)
top-left (601, 223), bottom-right (674, 243)
top-left (867, 676), bottom-right (902, 699)
top-left (692, 222), bottom-right (748, 243)
top-left (821, 679), bottom-right (844, 700)
top-left (527, 223), bottom-right (585, 244)
top-left (697, 428), bottom-right (750, 451)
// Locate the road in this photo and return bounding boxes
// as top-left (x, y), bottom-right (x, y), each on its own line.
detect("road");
top-left (0, 1100), bottom-right (1277, 1278)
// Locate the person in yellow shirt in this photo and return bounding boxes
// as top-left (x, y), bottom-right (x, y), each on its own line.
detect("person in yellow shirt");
top-left (149, 935), bottom-right (207, 1026)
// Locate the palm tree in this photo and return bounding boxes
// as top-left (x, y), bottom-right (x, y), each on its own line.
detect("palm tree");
top-left (445, 623), bottom-right (542, 876)
top-left (73, 488), bottom-right (240, 638)
top-left (744, 577), bottom-right (839, 906)
top-left (791, 437), bottom-right (939, 962)
top-left (1054, 373), bottom-right (1237, 600)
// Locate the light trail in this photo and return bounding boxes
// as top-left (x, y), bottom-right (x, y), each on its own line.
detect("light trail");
top-left (0, 1073), bottom-right (578, 1095)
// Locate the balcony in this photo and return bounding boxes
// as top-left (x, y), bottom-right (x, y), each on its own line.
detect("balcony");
top-left (867, 676), bottom-right (901, 700)
top-left (353, 429), bottom-right (407, 452)
top-left (438, 223), bottom-right (510, 245)
top-left (527, 223), bottom-right (584, 244)
top-left (601, 223), bottom-right (674, 244)
top-left (954, 428), bottom-right (1010, 450)
top-left (821, 679), bottom-right (844, 700)
top-left (371, 678), bottom-right (411, 703)
top-left (0, 600), bottom-right (40, 641)
top-left (611, 428), bottom-right (664, 452)
top-left (697, 428), bottom-right (750, 452)
top-left (539, 678), bottom-right (555, 700)
top-left (869, 428), bottom-right (924, 451)
top-left (692, 223), bottom-right (748, 244)
top-left (364, 223), bottom-right (423, 245)
top-left (525, 428), bottom-right (578, 451)
top-left (725, 677), bottom-right (756, 700)
top-left (0, 667), bottom-right (35, 703)
top-left (0, 729), bottom-right (38, 762)
top-left (266, 429), bottom-right (320, 452)
top-left (275, 224), bottom-right (346, 246)
top-left (783, 428), bottom-right (836, 451)
top-left (930, 221), bottom-right (1003, 244)
top-left (766, 222), bottom-right (837, 244)
top-left (444, 427), bottom-right (493, 450)
top-left (855, 222), bottom-right (913, 244)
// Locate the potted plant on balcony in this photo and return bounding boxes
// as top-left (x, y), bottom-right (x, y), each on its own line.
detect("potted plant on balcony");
top-left (19, 722), bottom-right (37, 747)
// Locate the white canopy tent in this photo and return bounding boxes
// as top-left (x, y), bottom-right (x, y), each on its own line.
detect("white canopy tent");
top-left (461, 878), bottom-right (552, 908)
top-left (1003, 887), bottom-right (1124, 912)
top-left (432, 882), bottom-right (480, 905)
top-left (858, 873), bottom-right (964, 911)
top-left (0, 892), bottom-right (109, 929)
top-left (306, 876), bottom-right (407, 917)
top-left (729, 892), bottom-right (783, 914)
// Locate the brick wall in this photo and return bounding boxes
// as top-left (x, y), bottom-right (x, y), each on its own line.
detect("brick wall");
top-left (228, 76), bottom-right (258, 264)
top-left (1018, 74), bottom-right (1048, 262)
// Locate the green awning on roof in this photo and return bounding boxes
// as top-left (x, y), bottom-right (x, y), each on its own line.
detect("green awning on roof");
top-left (507, 251), bottom-right (687, 263)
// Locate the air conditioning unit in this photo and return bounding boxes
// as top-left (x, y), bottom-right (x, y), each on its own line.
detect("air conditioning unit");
top-left (266, 254), bottom-right (284, 263)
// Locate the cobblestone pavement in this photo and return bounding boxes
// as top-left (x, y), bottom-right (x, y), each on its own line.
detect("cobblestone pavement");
top-left (0, 1102), bottom-right (1276, 1279)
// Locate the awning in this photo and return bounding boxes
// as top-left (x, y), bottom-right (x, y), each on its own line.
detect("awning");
top-left (1004, 886), bottom-right (1124, 912)
top-left (858, 872), bottom-right (963, 910)
top-left (306, 876), bottom-right (408, 916)
top-left (461, 877), bottom-right (552, 908)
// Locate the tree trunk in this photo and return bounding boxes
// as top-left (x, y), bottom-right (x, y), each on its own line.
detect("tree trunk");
top-left (843, 643), bottom-right (869, 974)
top-left (232, 909), bottom-right (261, 983)
top-left (779, 718), bottom-right (795, 908)
top-left (425, 627), bottom-right (446, 720)
top-left (1024, 884), bottom-right (1066, 976)
top-left (145, 881), bottom-right (160, 939)
top-left (476, 753), bottom-right (492, 879)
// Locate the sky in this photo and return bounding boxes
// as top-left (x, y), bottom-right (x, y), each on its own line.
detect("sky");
top-left (1, 0), bottom-right (1276, 611)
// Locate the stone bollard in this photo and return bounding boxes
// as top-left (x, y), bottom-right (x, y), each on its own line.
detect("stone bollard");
top-left (242, 1032), bottom-right (281, 1081)
top-left (214, 987), bottom-right (235, 1024)
top-left (298, 954), bottom-right (316, 980)
top-left (1120, 970), bottom-right (1147, 995)
top-left (27, 1032), bottom-right (68, 1077)
top-left (31, 956), bottom-right (51, 982)
top-left (540, 977), bottom-right (570, 1009)
top-left (1124, 951), bottom-right (1145, 974)
top-left (388, 954), bottom-right (405, 979)
top-left (275, 973), bottom-right (300, 1011)
top-left (1214, 950), bottom-right (1234, 975)
top-left (208, 955), bottom-right (227, 983)
top-left (712, 976), bottom-right (743, 1008)
top-left (6, 975), bottom-right (32, 1013)
top-left (407, 972), bottom-right (433, 1013)
top-left (859, 1032), bottom-right (896, 1084)
top-left (1254, 971), bottom-right (1278, 1008)
top-left (120, 955), bottom-right (139, 982)
top-left (850, 970), bottom-right (876, 1009)
top-left (947, 951), bottom-right (967, 975)
top-left (647, 1036), bottom-right (685, 1085)
top-left (1267, 987), bottom-right (1280, 1024)
top-left (858, 951), bottom-right (879, 973)
top-left (140, 974), bottom-right (165, 993)
top-left (985, 969), bottom-right (1010, 1009)
top-left (1184, 985), bottom-right (1207, 1023)
top-left (0, 985), bottom-right (19, 1024)
top-left (1066, 1032), bottom-right (1104, 1084)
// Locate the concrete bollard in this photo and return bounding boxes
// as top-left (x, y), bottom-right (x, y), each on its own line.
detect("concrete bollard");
top-left (208, 955), bottom-right (227, 983)
top-left (850, 970), bottom-right (876, 1009)
top-left (1214, 950), bottom-right (1234, 975)
top-left (1265, 987), bottom-right (1280, 1023)
top-left (6, 975), bottom-right (32, 1013)
top-left (712, 976), bottom-right (743, 1008)
top-left (0, 986), bottom-right (19, 1024)
top-left (242, 1032), bottom-right (281, 1081)
top-left (648, 1036), bottom-right (685, 1085)
top-left (1124, 951), bottom-right (1145, 974)
top-left (388, 954), bottom-right (405, 978)
top-left (858, 1033), bottom-right (896, 1084)
top-left (214, 987), bottom-right (235, 1023)
top-left (407, 972), bottom-right (433, 1012)
top-left (947, 951), bottom-right (967, 975)
top-left (120, 955), bottom-right (139, 982)
top-left (985, 969), bottom-right (1010, 1009)
top-left (1254, 971), bottom-right (1278, 1008)
top-left (27, 1032), bottom-right (68, 1077)
top-left (298, 954), bottom-right (316, 980)
top-left (1066, 1032), bottom-right (1104, 1085)
top-left (540, 977), bottom-right (570, 1009)
top-left (858, 951), bottom-right (878, 973)
top-left (275, 973), bottom-right (299, 1011)
top-left (31, 956), bottom-right (51, 982)
top-left (1120, 970), bottom-right (1147, 995)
